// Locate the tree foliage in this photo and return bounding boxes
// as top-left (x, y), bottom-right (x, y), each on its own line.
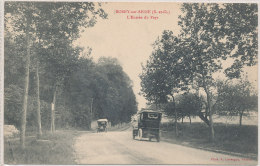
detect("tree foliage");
top-left (221, 4), bottom-right (258, 78)
top-left (140, 3), bottom-right (257, 141)
top-left (4, 2), bottom-right (137, 136)
top-left (215, 78), bottom-right (258, 126)
top-left (177, 93), bottom-right (202, 122)
top-left (140, 30), bottom-right (190, 104)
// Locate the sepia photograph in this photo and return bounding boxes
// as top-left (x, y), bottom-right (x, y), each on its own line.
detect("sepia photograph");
top-left (2, 1), bottom-right (258, 165)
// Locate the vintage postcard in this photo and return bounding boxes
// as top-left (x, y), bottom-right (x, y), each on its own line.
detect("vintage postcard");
top-left (1, 1), bottom-right (258, 165)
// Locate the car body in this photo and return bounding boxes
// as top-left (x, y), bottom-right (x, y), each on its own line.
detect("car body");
top-left (132, 109), bottom-right (162, 142)
top-left (97, 119), bottom-right (108, 132)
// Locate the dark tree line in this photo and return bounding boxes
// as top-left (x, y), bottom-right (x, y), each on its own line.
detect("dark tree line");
top-left (140, 3), bottom-right (258, 141)
top-left (4, 2), bottom-right (137, 148)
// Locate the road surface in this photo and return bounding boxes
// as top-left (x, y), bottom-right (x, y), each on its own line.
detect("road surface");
top-left (74, 130), bottom-right (257, 165)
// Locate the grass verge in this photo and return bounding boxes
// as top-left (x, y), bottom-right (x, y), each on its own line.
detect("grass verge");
top-left (4, 130), bottom-right (80, 164)
top-left (160, 122), bottom-right (257, 159)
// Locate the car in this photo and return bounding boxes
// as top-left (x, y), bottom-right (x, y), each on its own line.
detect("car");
top-left (132, 109), bottom-right (162, 142)
top-left (97, 119), bottom-right (108, 132)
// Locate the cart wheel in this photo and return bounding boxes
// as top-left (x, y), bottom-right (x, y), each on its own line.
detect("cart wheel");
top-left (138, 129), bottom-right (142, 141)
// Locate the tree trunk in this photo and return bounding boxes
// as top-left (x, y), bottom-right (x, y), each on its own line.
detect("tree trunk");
top-left (181, 115), bottom-right (184, 124)
top-left (51, 86), bottom-right (57, 133)
top-left (204, 85), bottom-right (215, 142)
top-left (200, 71), bottom-right (215, 142)
top-left (20, 14), bottom-right (31, 149)
top-left (198, 112), bottom-right (210, 126)
top-left (36, 60), bottom-right (42, 138)
top-left (189, 115), bottom-right (191, 124)
top-left (239, 111), bottom-right (244, 126)
top-left (171, 95), bottom-right (178, 137)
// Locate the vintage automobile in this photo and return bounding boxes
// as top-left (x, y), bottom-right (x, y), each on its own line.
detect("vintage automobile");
top-left (132, 109), bottom-right (162, 142)
top-left (97, 119), bottom-right (108, 132)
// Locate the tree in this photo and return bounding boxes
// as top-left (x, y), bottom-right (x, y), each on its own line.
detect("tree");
top-left (140, 31), bottom-right (191, 136)
top-left (176, 93), bottom-right (202, 124)
top-left (178, 3), bottom-right (258, 141)
top-left (64, 57), bottom-right (96, 129)
top-left (215, 78), bottom-right (257, 126)
top-left (5, 2), bottom-right (35, 148)
top-left (178, 3), bottom-right (228, 141)
top-left (93, 57), bottom-right (138, 125)
top-left (140, 3), bottom-right (257, 142)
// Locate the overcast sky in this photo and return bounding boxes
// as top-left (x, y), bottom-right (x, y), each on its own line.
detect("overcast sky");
top-left (75, 2), bottom-right (258, 110)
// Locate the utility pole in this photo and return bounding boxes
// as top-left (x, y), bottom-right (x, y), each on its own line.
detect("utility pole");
top-left (90, 98), bottom-right (93, 129)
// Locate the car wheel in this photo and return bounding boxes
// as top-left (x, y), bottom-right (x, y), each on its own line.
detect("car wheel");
top-left (132, 131), bottom-right (135, 139)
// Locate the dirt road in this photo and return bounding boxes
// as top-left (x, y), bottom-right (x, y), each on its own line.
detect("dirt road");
top-left (74, 130), bottom-right (257, 165)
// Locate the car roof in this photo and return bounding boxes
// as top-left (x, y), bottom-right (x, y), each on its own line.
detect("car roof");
top-left (97, 119), bottom-right (108, 122)
top-left (138, 109), bottom-right (162, 114)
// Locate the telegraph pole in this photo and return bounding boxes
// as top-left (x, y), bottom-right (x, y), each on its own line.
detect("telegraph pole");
top-left (90, 98), bottom-right (93, 129)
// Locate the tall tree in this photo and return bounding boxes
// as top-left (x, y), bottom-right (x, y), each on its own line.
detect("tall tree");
top-left (140, 3), bottom-right (257, 141)
top-left (178, 3), bottom-right (258, 141)
top-left (140, 31), bottom-right (191, 136)
top-left (179, 3), bottom-right (227, 141)
top-left (35, 55), bottom-right (42, 137)
top-left (94, 57), bottom-right (138, 125)
top-left (10, 3), bottom-right (34, 149)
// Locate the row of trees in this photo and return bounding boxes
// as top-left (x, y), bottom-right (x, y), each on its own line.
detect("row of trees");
top-left (140, 3), bottom-right (258, 141)
top-left (163, 78), bottom-right (257, 126)
top-left (5, 2), bottom-right (137, 148)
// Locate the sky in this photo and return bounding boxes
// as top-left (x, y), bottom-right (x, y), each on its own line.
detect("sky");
top-left (75, 2), bottom-right (258, 110)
